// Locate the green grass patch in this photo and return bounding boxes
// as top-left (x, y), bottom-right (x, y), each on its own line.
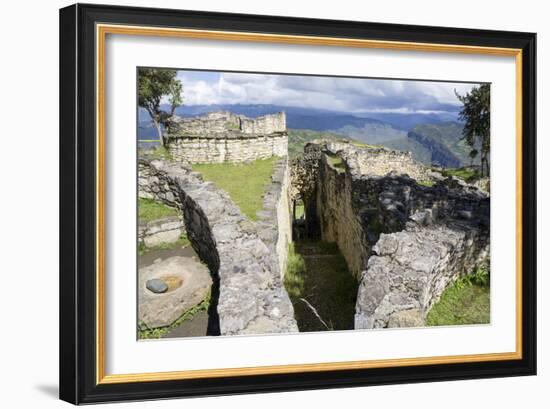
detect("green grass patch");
top-left (138, 198), bottom-right (179, 223)
top-left (427, 267), bottom-right (490, 326)
top-left (417, 180), bottom-right (435, 187)
top-left (138, 292), bottom-right (210, 339)
top-left (138, 234), bottom-right (191, 256)
top-left (284, 241), bottom-right (358, 332)
top-left (284, 243), bottom-right (307, 298)
top-left (325, 154), bottom-right (346, 173)
top-left (192, 157), bottom-right (277, 221)
top-left (439, 167), bottom-right (481, 183)
top-left (294, 202), bottom-right (305, 219)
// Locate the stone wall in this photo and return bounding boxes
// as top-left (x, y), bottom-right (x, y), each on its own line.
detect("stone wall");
top-left (315, 155), bottom-right (370, 279)
top-left (138, 160), bottom-right (181, 208)
top-left (256, 159), bottom-right (293, 279)
top-left (138, 158), bottom-right (298, 335)
top-left (167, 135), bottom-right (288, 164)
top-left (164, 111), bottom-right (288, 164)
top-left (240, 112), bottom-right (286, 134)
top-left (355, 215), bottom-right (489, 329)
top-left (324, 141), bottom-right (430, 182)
top-left (138, 216), bottom-right (184, 248)
top-left (299, 141), bottom-right (490, 329)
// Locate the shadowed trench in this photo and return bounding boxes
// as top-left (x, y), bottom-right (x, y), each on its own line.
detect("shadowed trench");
top-left (286, 203), bottom-right (358, 332)
top-left (285, 240), bottom-right (358, 332)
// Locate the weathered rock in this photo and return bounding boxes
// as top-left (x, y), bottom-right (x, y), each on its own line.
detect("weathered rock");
top-left (387, 309), bottom-right (425, 328)
top-left (146, 278), bottom-right (168, 294)
top-left (139, 215), bottom-right (184, 248)
top-left (355, 220), bottom-right (489, 329)
top-left (473, 177), bottom-right (490, 193)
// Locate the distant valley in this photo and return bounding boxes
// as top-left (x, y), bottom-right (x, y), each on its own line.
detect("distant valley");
top-left (138, 104), bottom-right (476, 168)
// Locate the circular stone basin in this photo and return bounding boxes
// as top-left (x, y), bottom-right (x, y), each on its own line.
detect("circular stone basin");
top-left (160, 275), bottom-right (184, 292)
top-left (139, 256), bottom-right (212, 328)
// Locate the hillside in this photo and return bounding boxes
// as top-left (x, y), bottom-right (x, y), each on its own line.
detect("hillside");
top-left (328, 123), bottom-right (434, 165)
top-left (332, 121), bottom-right (476, 168)
top-left (139, 104), bottom-right (457, 134)
top-left (407, 129), bottom-right (461, 168)
top-left (409, 122), bottom-right (478, 166)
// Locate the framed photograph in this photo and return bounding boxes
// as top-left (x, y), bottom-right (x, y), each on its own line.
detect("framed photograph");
top-left (59, 3), bottom-right (536, 404)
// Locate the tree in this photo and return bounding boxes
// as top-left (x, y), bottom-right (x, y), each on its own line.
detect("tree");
top-left (138, 68), bottom-right (183, 146)
top-left (455, 84), bottom-right (490, 176)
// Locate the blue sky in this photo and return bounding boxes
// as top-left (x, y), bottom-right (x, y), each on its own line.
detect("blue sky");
top-left (174, 70), bottom-right (481, 115)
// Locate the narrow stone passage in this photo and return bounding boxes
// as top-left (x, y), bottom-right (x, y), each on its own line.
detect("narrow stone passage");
top-left (285, 241), bottom-right (358, 332)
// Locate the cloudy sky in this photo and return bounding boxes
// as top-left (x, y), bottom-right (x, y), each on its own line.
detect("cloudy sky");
top-left (174, 70), bottom-right (481, 115)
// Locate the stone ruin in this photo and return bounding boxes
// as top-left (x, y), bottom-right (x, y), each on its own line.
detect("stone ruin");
top-left (291, 141), bottom-right (490, 329)
top-left (138, 157), bottom-right (297, 335)
top-left (138, 108), bottom-right (490, 335)
top-left (164, 111), bottom-right (288, 164)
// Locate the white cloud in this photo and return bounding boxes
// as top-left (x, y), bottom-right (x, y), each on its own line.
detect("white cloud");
top-left (176, 71), bottom-right (482, 114)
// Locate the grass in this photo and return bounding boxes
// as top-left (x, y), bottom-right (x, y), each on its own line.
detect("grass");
top-left (325, 154), bottom-right (346, 173)
top-left (294, 202), bottom-right (305, 219)
top-left (192, 157), bottom-right (278, 221)
top-left (138, 233), bottom-right (191, 256)
top-left (138, 198), bottom-right (179, 223)
top-left (284, 241), bottom-right (358, 332)
top-left (417, 180), bottom-right (435, 187)
top-left (138, 292), bottom-right (211, 339)
top-left (427, 267), bottom-right (490, 326)
top-left (439, 167), bottom-right (481, 183)
top-left (284, 243), bottom-right (307, 298)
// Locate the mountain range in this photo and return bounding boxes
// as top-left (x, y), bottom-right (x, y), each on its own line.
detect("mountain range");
top-left (138, 104), bottom-right (475, 168)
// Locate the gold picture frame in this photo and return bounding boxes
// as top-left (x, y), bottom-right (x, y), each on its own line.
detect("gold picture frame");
top-left (60, 3), bottom-right (536, 404)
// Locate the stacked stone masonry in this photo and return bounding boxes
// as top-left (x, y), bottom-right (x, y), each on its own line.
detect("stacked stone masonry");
top-left (255, 159), bottom-right (293, 279)
top-left (138, 158), bottom-right (298, 335)
top-left (138, 216), bottom-right (184, 248)
top-left (296, 141), bottom-right (490, 329)
top-left (165, 111), bottom-right (288, 164)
